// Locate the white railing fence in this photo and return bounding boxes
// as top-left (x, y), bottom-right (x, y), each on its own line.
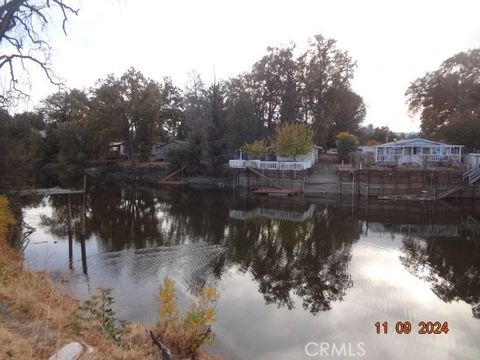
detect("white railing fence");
top-left (398, 154), bottom-right (423, 166)
top-left (229, 158), bottom-right (314, 171)
top-left (376, 154), bottom-right (463, 164)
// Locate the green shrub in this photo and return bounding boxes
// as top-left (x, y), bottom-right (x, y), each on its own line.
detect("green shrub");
top-left (274, 123), bottom-right (314, 160)
top-left (167, 145), bottom-right (200, 170)
top-left (156, 278), bottom-right (219, 358)
top-left (336, 132), bottom-right (358, 163)
top-left (80, 288), bottom-right (128, 344)
top-left (243, 139), bottom-right (268, 159)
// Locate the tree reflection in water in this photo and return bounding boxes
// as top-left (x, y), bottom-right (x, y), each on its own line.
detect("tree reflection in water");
top-left (227, 206), bottom-right (361, 314)
top-left (360, 201), bottom-right (480, 320)
top-left (401, 235), bottom-right (480, 319)
top-left (34, 184), bottom-right (362, 315)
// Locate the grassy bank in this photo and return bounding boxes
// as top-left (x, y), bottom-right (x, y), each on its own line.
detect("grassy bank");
top-left (0, 196), bottom-right (219, 360)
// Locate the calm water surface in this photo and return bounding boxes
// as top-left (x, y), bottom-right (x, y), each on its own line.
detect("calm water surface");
top-left (21, 183), bottom-right (480, 360)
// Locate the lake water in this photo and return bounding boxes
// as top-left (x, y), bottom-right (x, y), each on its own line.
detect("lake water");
top-left (22, 183), bottom-right (480, 360)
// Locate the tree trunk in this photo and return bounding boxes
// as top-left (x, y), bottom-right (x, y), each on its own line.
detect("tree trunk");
top-left (128, 131), bottom-right (136, 168)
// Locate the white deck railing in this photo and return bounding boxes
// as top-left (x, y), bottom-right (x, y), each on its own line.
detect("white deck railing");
top-left (398, 154), bottom-right (423, 166)
top-left (376, 154), bottom-right (462, 164)
top-left (229, 159), bottom-right (313, 171)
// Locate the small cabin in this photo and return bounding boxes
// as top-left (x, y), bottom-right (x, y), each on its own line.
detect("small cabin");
top-left (107, 141), bottom-right (128, 159)
top-left (374, 138), bottom-right (464, 167)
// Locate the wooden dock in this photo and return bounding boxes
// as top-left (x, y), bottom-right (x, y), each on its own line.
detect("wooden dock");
top-left (16, 187), bottom-right (84, 196)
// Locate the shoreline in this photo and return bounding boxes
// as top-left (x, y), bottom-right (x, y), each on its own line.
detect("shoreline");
top-left (84, 163), bottom-right (235, 192)
top-left (0, 195), bottom-right (220, 360)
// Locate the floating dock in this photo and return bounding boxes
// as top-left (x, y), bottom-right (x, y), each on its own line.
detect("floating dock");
top-left (16, 187), bottom-right (84, 196)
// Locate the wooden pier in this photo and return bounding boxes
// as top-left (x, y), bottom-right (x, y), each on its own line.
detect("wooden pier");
top-left (16, 187), bottom-right (84, 196)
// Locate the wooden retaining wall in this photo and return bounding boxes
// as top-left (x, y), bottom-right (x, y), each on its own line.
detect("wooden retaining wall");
top-left (338, 168), bottom-right (480, 199)
top-left (233, 168), bottom-right (309, 192)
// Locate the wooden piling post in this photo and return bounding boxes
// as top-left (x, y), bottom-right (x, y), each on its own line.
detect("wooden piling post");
top-left (67, 194), bottom-right (73, 269)
top-left (80, 176), bottom-right (88, 275)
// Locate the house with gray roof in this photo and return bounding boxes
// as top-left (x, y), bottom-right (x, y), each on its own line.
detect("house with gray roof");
top-left (374, 138), bottom-right (464, 167)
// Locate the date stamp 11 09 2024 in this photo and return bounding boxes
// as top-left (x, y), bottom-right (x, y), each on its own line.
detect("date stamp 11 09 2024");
top-left (375, 321), bottom-right (449, 335)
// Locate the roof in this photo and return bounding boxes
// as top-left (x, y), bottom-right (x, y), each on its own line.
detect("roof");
top-left (162, 140), bottom-right (189, 146)
top-left (375, 138), bottom-right (464, 148)
top-left (152, 140), bottom-right (189, 151)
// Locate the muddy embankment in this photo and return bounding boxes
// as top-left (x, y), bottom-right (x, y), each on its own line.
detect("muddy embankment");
top-left (84, 163), bottom-right (234, 191)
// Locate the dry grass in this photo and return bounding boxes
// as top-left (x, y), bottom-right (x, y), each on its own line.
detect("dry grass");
top-left (0, 196), bottom-right (217, 360)
top-left (0, 241), bottom-right (160, 359)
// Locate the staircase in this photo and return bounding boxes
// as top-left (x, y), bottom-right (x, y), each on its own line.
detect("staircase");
top-left (158, 166), bottom-right (188, 186)
top-left (463, 215), bottom-right (480, 235)
top-left (246, 166), bottom-right (284, 189)
top-left (463, 168), bottom-right (480, 185)
top-left (435, 184), bottom-right (465, 200)
top-left (435, 168), bottom-right (480, 200)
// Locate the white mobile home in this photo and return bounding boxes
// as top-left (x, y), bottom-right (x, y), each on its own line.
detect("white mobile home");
top-left (374, 138), bottom-right (464, 167)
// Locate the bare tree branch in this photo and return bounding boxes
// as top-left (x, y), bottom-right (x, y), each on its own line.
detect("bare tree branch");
top-left (0, 0), bottom-right (79, 106)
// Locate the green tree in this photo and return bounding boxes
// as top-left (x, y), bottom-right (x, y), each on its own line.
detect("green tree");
top-left (92, 68), bottom-right (166, 166)
top-left (158, 77), bottom-right (185, 140)
top-left (298, 34), bottom-right (365, 147)
top-left (357, 124), bottom-right (396, 145)
top-left (406, 48), bottom-right (480, 150)
top-left (223, 76), bottom-right (264, 155)
top-left (244, 139), bottom-right (267, 159)
top-left (247, 45), bottom-right (299, 132)
top-left (336, 131), bottom-right (358, 163)
top-left (89, 76), bottom-right (126, 158)
top-left (41, 89), bottom-right (94, 164)
top-left (322, 87), bottom-right (365, 146)
top-left (183, 72), bottom-right (209, 167)
top-left (183, 73), bottom-right (229, 172)
top-left (205, 81), bottom-right (227, 171)
top-left (20, 117), bottom-right (47, 167)
top-left (274, 123), bottom-right (314, 160)
top-left (0, 109), bottom-right (47, 189)
top-left (42, 89), bottom-right (90, 124)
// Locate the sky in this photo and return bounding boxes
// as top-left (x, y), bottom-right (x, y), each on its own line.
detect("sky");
top-left (23, 0), bottom-right (480, 132)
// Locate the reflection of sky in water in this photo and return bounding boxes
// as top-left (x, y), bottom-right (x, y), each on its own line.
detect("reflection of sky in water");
top-left (22, 190), bottom-right (480, 360)
top-left (212, 234), bottom-right (479, 360)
